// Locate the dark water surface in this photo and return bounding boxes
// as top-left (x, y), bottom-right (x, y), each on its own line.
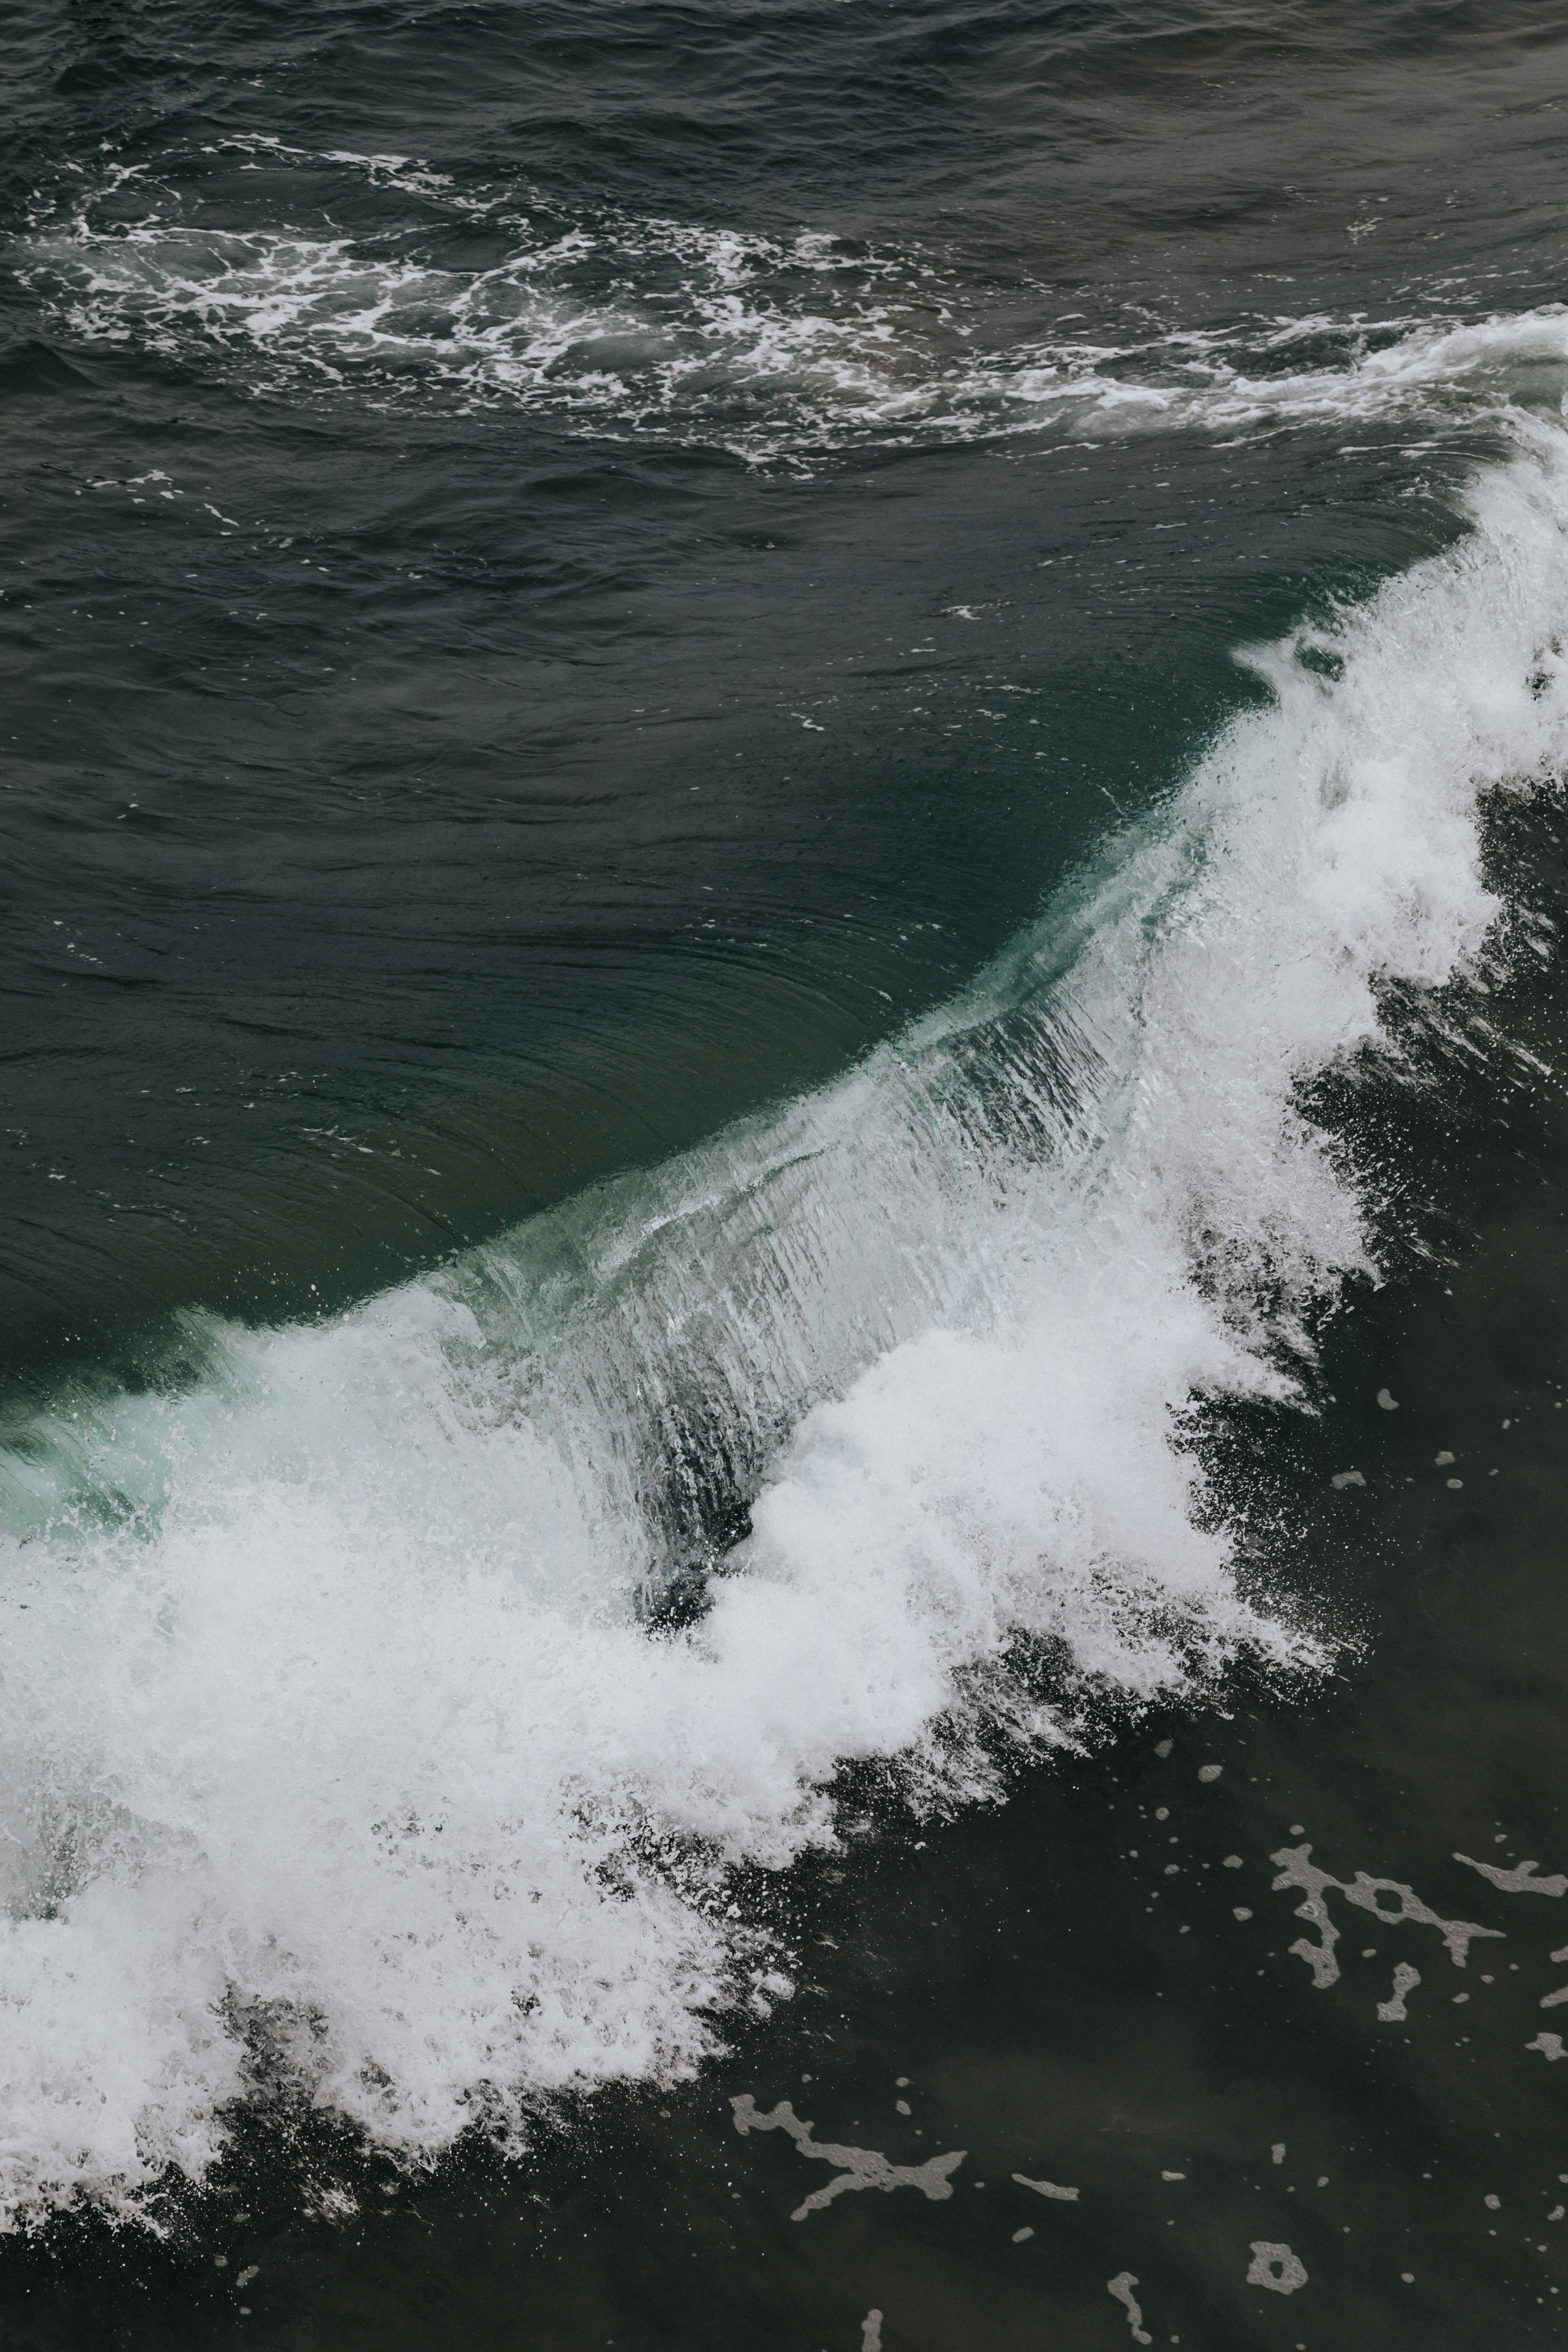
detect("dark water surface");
top-left (4, 2), bottom-right (1568, 2344)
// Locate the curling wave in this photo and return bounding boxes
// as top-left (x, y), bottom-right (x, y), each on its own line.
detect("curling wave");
top-left (2, 427), bottom-right (1568, 2224)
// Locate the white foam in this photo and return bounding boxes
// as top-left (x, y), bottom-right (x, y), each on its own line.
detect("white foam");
top-left (5, 429), bottom-right (1568, 2224)
top-left (1272, 1843), bottom-right (1506, 1989)
top-left (1108, 2271), bottom-right (1153, 2344)
top-left (1454, 1852), bottom-right (1567, 1896)
top-left (1377, 1962), bottom-right (1421, 2023)
top-left (12, 198), bottom-right (942, 457)
top-left (1247, 2241), bottom-right (1308, 2295)
top-left (16, 144), bottom-right (1568, 456)
top-left (730, 2096), bottom-right (964, 2219)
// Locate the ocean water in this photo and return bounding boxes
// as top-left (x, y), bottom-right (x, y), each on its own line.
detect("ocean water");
top-left (4, 1), bottom-right (1568, 2342)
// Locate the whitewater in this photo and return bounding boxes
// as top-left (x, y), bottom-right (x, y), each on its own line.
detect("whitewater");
top-left (3, 413), bottom-right (1568, 2228)
top-left (19, 140), bottom-right (1568, 458)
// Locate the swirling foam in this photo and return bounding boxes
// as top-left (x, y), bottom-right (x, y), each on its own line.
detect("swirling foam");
top-left (15, 141), bottom-right (1568, 457)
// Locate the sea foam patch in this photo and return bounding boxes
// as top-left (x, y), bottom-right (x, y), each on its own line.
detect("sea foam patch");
top-left (3, 430), bottom-right (1568, 2223)
top-left (15, 140), bottom-right (1568, 457)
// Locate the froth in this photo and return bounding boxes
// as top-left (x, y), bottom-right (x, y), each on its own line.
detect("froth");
top-left (4, 428), bottom-right (1568, 2224)
top-left (16, 143), bottom-right (1568, 457)
top-left (14, 203), bottom-right (948, 459)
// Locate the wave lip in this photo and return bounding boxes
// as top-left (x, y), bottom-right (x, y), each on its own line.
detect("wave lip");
top-left (5, 428), bottom-right (1568, 2224)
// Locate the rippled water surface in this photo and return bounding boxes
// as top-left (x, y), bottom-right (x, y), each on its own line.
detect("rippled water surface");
top-left (4, 4), bottom-right (1568, 2344)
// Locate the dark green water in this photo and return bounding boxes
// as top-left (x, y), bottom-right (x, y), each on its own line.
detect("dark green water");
top-left (4, 3), bottom-right (1568, 2344)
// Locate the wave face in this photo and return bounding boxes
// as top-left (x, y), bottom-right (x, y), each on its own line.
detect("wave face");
top-left (15, 139), bottom-right (1568, 459)
top-left (4, 420), bottom-right (1568, 2225)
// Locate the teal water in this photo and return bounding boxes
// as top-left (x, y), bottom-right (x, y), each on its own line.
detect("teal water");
top-left (4, 4), bottom-right (1568, 2342)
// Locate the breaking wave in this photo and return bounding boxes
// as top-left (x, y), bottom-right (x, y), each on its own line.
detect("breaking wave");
top-left (3, 422), bottom-right (1568, 2225)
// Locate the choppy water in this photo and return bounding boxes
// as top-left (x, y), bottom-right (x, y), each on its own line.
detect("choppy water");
top-left (4, 3), bottom-right (1568, 2343)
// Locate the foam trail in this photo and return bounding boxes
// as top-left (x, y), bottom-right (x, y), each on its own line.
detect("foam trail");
top-left (16, 144), bottom-right (1568, 456)
top-left (4, 427), bottom-right (1568, 2226)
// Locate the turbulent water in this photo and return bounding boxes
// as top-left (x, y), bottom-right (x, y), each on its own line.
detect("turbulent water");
top-left (5, 4), bottom-right (1568, 2343)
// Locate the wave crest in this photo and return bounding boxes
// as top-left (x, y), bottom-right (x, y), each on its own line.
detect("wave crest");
top-left (3, 430), bottom-right (1568, 2224)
